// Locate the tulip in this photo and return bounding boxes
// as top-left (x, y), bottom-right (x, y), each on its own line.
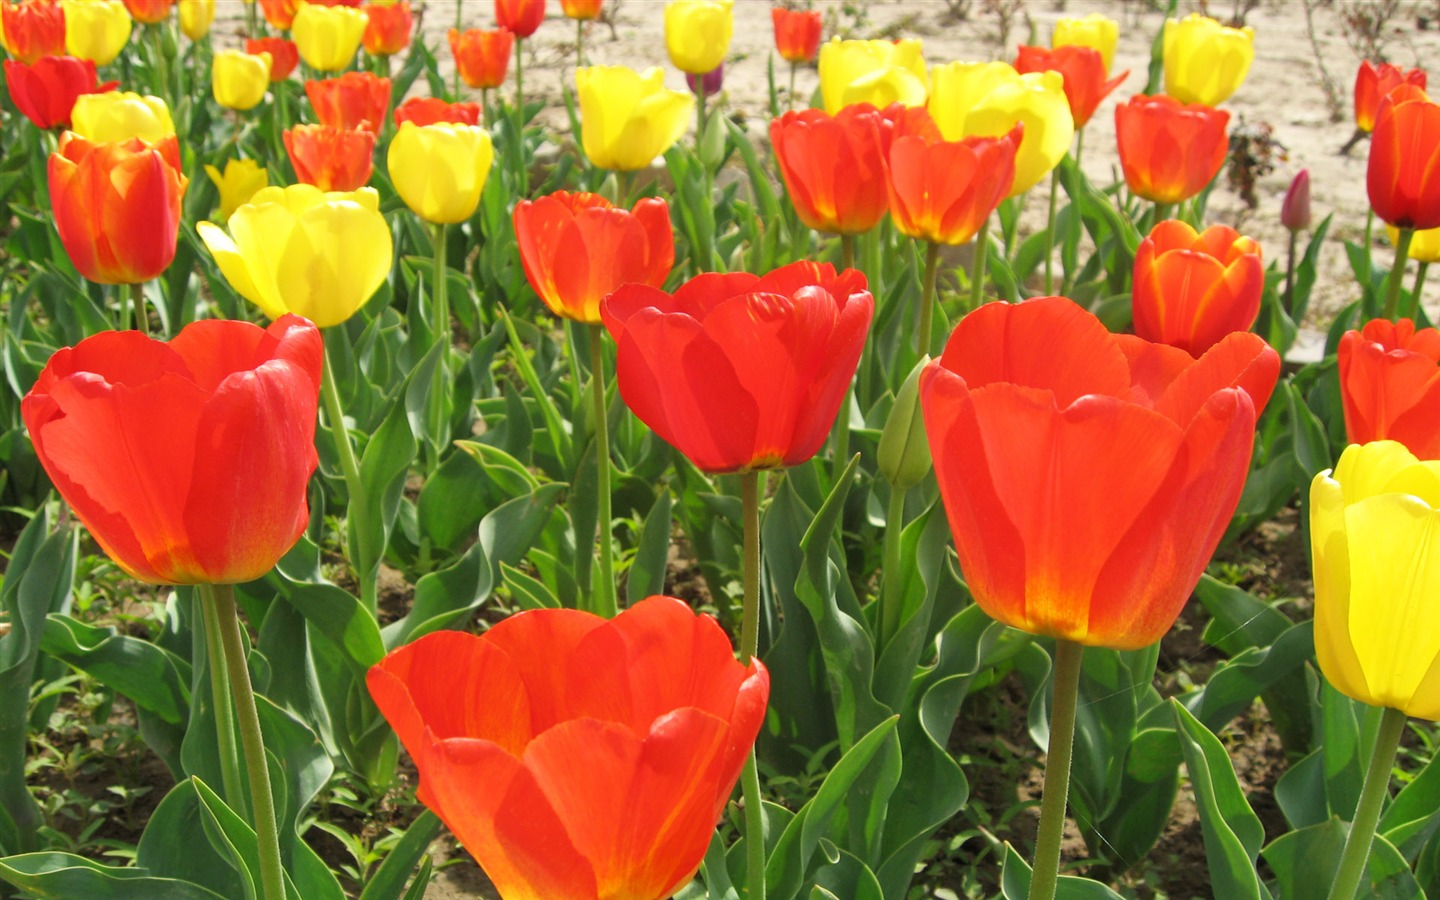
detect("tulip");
top-left (1, 0), bottom-right (66, 65)
top-left (362, 0), bottom-right (410, 56)
top-left (772, 6), bottom-right (822, 64)
top-left (818, 37), bottom-right (926, 115)
top-left (247, 37), bottom-right (298, 81)
top-left (291, 2), bottom-right (366, 72)
top-left (4, 56), bottom-right (115, 130)
top-left (283, 123), bottom-right (375, 192)
top-left (1355, 60), bottom-right (1427, 133)
top-left (1132, 220), bottom-right (1264, 357)
top-left (393, 96), bottom-right (480, 127)
top-left (1053, 12), bottom-right (1119, 75)
top-left (770, 102), bottom-right (898, 236)
top-left (1162, 13), bottom-right (1254, 106)
top-left (204, 158), bottom-right (269, 221)
top-left (212, 49), bottom-right (271, 112)
top-left (664, 0), bottom-right (732, 76)
top-left (1281, 168), bottom-right (1312, 233)
top-left (387, 122), bottom-right (493, 225)
top-left (258, 0), bottom-right (297, 30)
top-left (495, 0), bottom-right (543, 37)
top-left (1114, 94), bottom-right (1229, 204)
top-left (931, 63), bottom-right (1073, 197)
top-left (576, 65), bottom-right (693, 171)
top-left (1367, 88), bottom-right (1440, 231)
top-left (198, 184), bottom-right (393, 328)
top-left (886, 110), bottom-right (1020, 246)
top-left (49, 132), bottom-right (186, 285)
top-left (920, 295), bottom-right (1279, 649)
top-left (1337, 318), bottom-right (1440, 458)
top-left (448, 27), bottom-right (512, 90)
top-left (305, 71), bottom-right (390, 133)
top-left (603, 260), bottom-right (873, 474)
top-left (177, 0), bottom-right (212, 39)
top-left (561, 0), bottom-right (603, 20)
top-left (122, 0), bottom-right (171, 23)
top-left (1389, 224), bottom-right (1440, 264)
top-left (62, 0), bottom-right (131, 66)
top-left (20, 316), bottom-right (321, 585)
top-left (514, 192), bottom-right (674, 324)
top-left (71, 90), bottom-right (174, 143)
top-left (684, 62), bottom-right (723, 99)
top-left (1014, 44), bottom-right (1127, 128)
top-left (368, 596), bottom-right (768, 900)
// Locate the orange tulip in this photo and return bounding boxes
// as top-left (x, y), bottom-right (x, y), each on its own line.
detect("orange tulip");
top-left (1355, 60), bottom-right (1427, 133)
top-left (284, 123), bottom-right (374, 191)
top-left (122, 0), bottom-right (172, 23)
top-left (246, 37), bottom-right (299, 80)
top-left (769, 102), bottom-right (898, 236)
top-left (368, 596), bottom-right (768, 900)
top-left (920, 296), bottom-right (1280, 650)
top-left (1367, 87), bottom-right (1440, 230)
top-left (258, 0), bottom-right (298, 30)
top-left (1, 0), bottom-right (66, 65)
top-left (448, 27), bottom-right (512, 90)
top-left (362, 0), bottom-right (410, 56)
top-left (514, 191), bottom-right (673, 324)
top-left (1014, 44), bottom-right (1127, 128)
top-left (393, 96), bottom-right (480, 127)
top-left (1339, 318), bottom-right (1440, 459)
top-left (1132, 220), bottom-right (1264, 357)
top-left (885, 107), bottom-right (1020, 245)
top-left (495, 0), bottom-right (543, 37)
top-left (305, 71), bottom-right (390, 133)
top-left (48, 131), bottom-right (187, 285)
top-left (771, 6), bottom-right (822, 64)
top-left (1114, 93), bottom-right (1228, 204)
top-left (560, 0), bottom-right (603, 20)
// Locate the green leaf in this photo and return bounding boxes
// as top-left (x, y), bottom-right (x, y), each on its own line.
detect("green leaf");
top-left (0, 852), bottom-right (228, 900)
top-left (359, 810), bottom-right (442, 900)
top-left (137, 780), bottom-right (246, 898)
top-left (39, 613), bottom-right (191, 724)
top-left (999, 843), bottom-right (1126, 899)
top-left (627, 489), bottom-right (674, 604)
top-left (1264, 821), bottom-right (1424, 900)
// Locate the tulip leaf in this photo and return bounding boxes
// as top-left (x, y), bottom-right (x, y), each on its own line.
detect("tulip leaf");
top-left (498, 308), bottom-right (573, 472)
top-left (38, 613), bottom-right (192, 725)
top-left (273, 578), bottom-right (386, 675)
top-left (998, 843), bottom-right (1126, 899)
top-left (0, 852), bottom-right (228, 900)
top-left (1382, 747), bottom-right (1440, 861)
top-left (1274, 748), bottom-right (1328, 831)
top-left (1194, 574), bottom-right (1293, 655)
top-left (627, 488), bottom-right (674, 604)
top-left (813, 847), bottom-right (884, 900)
top-left (358, 810), bottom-right (442, 900)
top-left (1177, 620), bottom-right (1315, 733)
top-left (1264, 821), bottom-right (1422, 900)
top-left (1285, 380), bottom-right (1333, 478)
top-left (137, 780), bottom-right (247, 898)
top-left (501, 562), bottom-right (562, 611)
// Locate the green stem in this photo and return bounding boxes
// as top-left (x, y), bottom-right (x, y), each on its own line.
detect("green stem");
top-left (1283, 229), bottom-right (1298, 315)
top-left (199, 586), bottom-right (246, 819)
top-left (1385, 227), bottom-right (1415, 320)
top-left (514, 40), bottom-right (527, 196)
top-left (1362, 207), bottom-right (1376, 292)
top-left (319, 340), bottom-right (377, 615)
top-left (1028, 639), bottom-right (1085, 900)
top-left (148, 23), bottom-right (171, 107)
top-left (575, 18), bottom-right (585, 68)
top-left (840, 234), bottom-right (855, 272)
top-left (739, 469), bottom-right (764, 899)
top-left (878, 485), bottom-right (907, 650)
top-left (1327, 706), bottom-right (1408, 900)
top-left (246, 0), bottom-right (258, 39)
top-left (453, 0), bottom-right (463, 98)
top-left (211, 583), bottom-right (286, 900)
top-left (787, 61), bottom-right (796, 112)
top-left (1153, 202), bottom-right (1172, 228)
top-left (129, 282), bottom-right (146, 333)
top-left (969, 217), bottom-right (990, 311)
top-left (1414, 262), bottom-right (1429, 310)
top-left (1044, 166), bottom-right (1060, 294)
top-left (429, 222), bottom-right (450, 472)
top-left (919, 240), bottom-right (940, 356)
top-left (588, 324), bottom-right (616, 618)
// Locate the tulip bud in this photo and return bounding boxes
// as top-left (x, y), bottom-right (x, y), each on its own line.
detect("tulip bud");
top-left (685, 62), bottom-right (724, 99)
top-left (879, 358), bottom-right (933, 490)
top-left (1281, 168), bottom-right (1311, 234)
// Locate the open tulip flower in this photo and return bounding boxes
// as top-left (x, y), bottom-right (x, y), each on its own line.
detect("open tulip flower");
top-left (1132, 220), bottom-right (1264, 357)
top-left (771, 6), bottom-right (822, 64)
top-left (602, 260), bottom-right (873, 474)
top-left (70, 89), bottom-right (174, 144)
top-left (1, 0), bottom-right (66, 64)
top-left (920, 296), bottom-right (1279, 650)
top-left (284, 123), bottom-right (375, 192)
top-left (247, 37), bottom-right (299, 81)
top-left (387, 121), bottom-right (494, 224)
top-left (4, 56), bottom-right (116, 131)
top-left (197, 184), bottom-right (393, 328)
top-left (885, 109), bottom-right (1019, 246)
top-left (514, 191), bottom-right (674, 324)
top-left (1015, 44), bottom-right (1127, 129)
top-left (1367, 86), bottom-right (1440, 231)
top-left (664, 0), bottom-right (733, 76)
top-left (818, 37), bottom-right (927, 115)
top-left (448, 27), bottom-right (512, 90)
top-left (291, 2), bottom-right (367, 72)
top-left (1338, 318), bottom-right (1440, 458)
top-left (1115, 94), bottom-right (1229, 205)
top-left (368, 595), bottom-right (768, 900)
top-left (1355, 60), bottom-right (1427, 133)
top-left (576, 65), bottom-right (692, 172)
top-left (306, 71), bottom-right (391, 133)
top-left (361, 0), bottom-right (410, 57)
top-left (259, 0), bottom-right (298, 30)
top-left (212, 49), bottom-right (272, 112)
top-left (1162, 13), bottom-right (1254, 107)
top-left (204, 158), bottom-right (269, 221)
top-left (1053, 12), bottom-right (1119, 75)
top-left (393, 96), bottom-right (481, 127)
top-left (770, 102), bottom-right (899, 236)
top-left (62, 0), bottom-right (133, 67)
top-left (20, 315), bottom-right (322, 585)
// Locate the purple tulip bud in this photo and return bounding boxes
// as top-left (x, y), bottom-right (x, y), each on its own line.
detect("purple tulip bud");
top-left (1282, 168), bottom-right (1311, 233)
top-left (685, 62), bottom-right (724, 99)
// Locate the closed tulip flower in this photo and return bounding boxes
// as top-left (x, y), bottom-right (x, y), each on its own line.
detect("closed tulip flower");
top-left (258, 0), bottom-right (297, 30)
top-left (4, 56), bottom-right (116, 130)
top-left (770, 102), bottom-right (898, 236)
top-left (1162, 13), bottom-right (1254, 106)
top-left (387, 122), bottom-right (493, 224)
top-left (561, 0), bottom-right (602, 20)
top-left (122, 0), bottom-right (171, 23)
top-left (920, 296), bottom-right (1279, 649)
top-left (448, 27), bottom-right (511, 90)
top-left (368, 596), bottom-right (768, 900)
top-left (1, 0), bottom-right (66, 64)
top-left (1355, 60), bottom-right (1427, 133)
top-left (495, 0), bottom-right (543, 37)
top-left (576, 65), bottom-right (692, 171)
top-left (1281, 169), bottom-right (1312, 233)
top-left (177, 0), bottom-right (212, 39)
top-left (203, 158), bottom-right (269, 221)
top-left (291, 2), bottom-right (366, 72)
top-left (247, 37), bottom-right (298, 80)
top-left (1338, 318), bottom-right (1440, 458)
top-left (771, 6), bottom-right (822, 64)
top-left (362, 0), bottom-right (410, 56)
top-left (818, 37), bottom-right (926, 115)
top-left (306, 71), bottom-right (390, 133)
top-left (959, 69), bottom-right (1072, 196)
top-left (1368, 88), bottom-right (1440, 230)
top-left (603, 261), bottom-right (873, 474)
top-left (514, 191), bottom-right (674, 324)
top-left (928, 60), bottom-right (1018, 131)
top-left (197, 184), bottom-right (393, 328)
top-left (1132, 220), bottom-right (1264, 357)
top-left (49, 132), bottom-right (187, 285)
top-left (886, 109), bottom-right (1020, 245)
top-left (393, 96), bottom-right (480, 127)
top-left (71, 90), bottom-right (173, 143)
top-left (1115, 94), bottom-right (1229, 204)
top-left (283, 123), bottom-right (375, 191)
top-left (1053, 12), bottom-right (1119, 75)
top-left (1311, 441), bottom-right (1440, 719)
top-left (62, 0), bottom-right (131, 66)
top-left (1015, 44), bottom-right (1127, 128)
top-left (664, 0), bottom-right (732, 75)
top-left (21, 316), bottom-right (321, 585)
top-left (212, 49), bottom-right (271, 111)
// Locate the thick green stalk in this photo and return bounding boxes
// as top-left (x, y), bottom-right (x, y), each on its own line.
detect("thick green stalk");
top-left (212, 584), bottom-right (286, 900)
top-left (969, 217), bottom-right (990, 311)
top-left (878, 485), bottom-right (907, 650)
top-left (245, 0), bottom-right (258, 38)
top-left (739, 470), bottom-right (764, 900)
top-left (319, 342), bottom-right (377, 614)
top-left (1028, 639), bottom-right (1085, 900)
top-left (452, 0), bottom-right (462, 97)
top-left (828, 234), bottom-right (858, 482)
top-left (1385, 227), bottom-right (1415, 320)
top-left (429, 222), bottom-right (450, 472)
top-left (1362, 207), bottom-right (1376, 289)
top-left (918, 240), bottom-right (940, 356)
top-left (199, 586), bottom-right (245, 818)
top-left (787, 61), bottom-right (797, 112)
top-left (514, 40), bottom-right (528, 196)
top-left (1061, 130), bottom-right (1086, 296)
top-left (1283, 229), bottom-right (1299, 315)
top-left (588, 324), bottom-right (616, 618)
top-left (695, 85), bottom-right (715, 271)
top-left (575, 18), bottom-right (585, 68)
top-left (1327, 706), bottom-right (1408, 900)
top-left (1044, 166), bottom-right (1060, 294)
top-left (1414, 262), bottom-right (1430, 310)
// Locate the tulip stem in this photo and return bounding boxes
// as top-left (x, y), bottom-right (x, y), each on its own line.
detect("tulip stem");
top-left (1327, 705), bottom-right (1408, 900)
top-left (1283, 229), bottom-right (1299, 315)
top-left (429, 222), bottom-right (450, 472)
top-left (1044, 166), bottom-right (1060, 295)
top-left (878, 485), bottom-right (907, 650)
top-left (576, 18), bottom-right (586, 68)
top-left (320, 341), bottom-right (378, 616)
top-left (969, 217), bottom-right (990, 312)
top-left (128, 282), bottom-right (146, 334)
top-left (212, 583), bottom-right (287, 900)
top-left (1362, 208), bottom-right (1376, 296)
top-left (199, 585), bottom-right (246, 820)
top-left (840, 234), bottom-right (855, 272)
top-left (919, 240), bottom-right (940, 358)
top-left (1384, 227), bottom-right (1414, 321)
top-left (787, 62), bottom-right (797, 112)
top-left (245, 0), bottom-right (258, 39)
top-left (452, 0), bottom-right (462, 98)
top-left (588, 325), bottom-right (616, 618)
top-left (1028, 639), bottom-right (1084, 900)
top-left (828, 234), bottom-right (858, 483)
top-left (1414, 262), bottom-right (1430, 310)
top-left (739, 469), bottom-right (766, 900)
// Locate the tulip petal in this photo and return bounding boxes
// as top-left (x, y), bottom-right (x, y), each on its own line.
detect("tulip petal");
top-left (1151, 331), bottom-right (1279, 425)
top-left (480, 606), bottom-right (605, 732)
top-left (1310, 469), bottom-right (1369, 709)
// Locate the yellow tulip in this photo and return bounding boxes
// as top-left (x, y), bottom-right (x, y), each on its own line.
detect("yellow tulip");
top-left (291, 3), bottom-right (367, 73)
top-left (1163, 13), bottom-right (1254, 106)
top-left (1053, 13), bottom-right (1119, 75)
top-left (71, 91), bottom-right (175, 143)
top-left (928, 60), bottom-right (1017, 136)
top-left (817, 38), bottom-right (926, 115)
top-left (212, 49), bottom-right (272, 111)
top-left (196, 184), bottom-right (393, 328)
top-left (1387, 224), bottom-right (1440, 263)
top-left (663, 0), bottom-right (732, 75)
top-left (178, 0), bottom-right (213, 39)
top-left (62, 0), bottom-right (132, 67)
top-left (386, 122), bottom-right (494, 224)
top-left (204, 159), bottom-right (269, 221)
top-left (1312, 441), bottom-right (1440, 720)
top-left (576, 65), bottom-right (693, 172)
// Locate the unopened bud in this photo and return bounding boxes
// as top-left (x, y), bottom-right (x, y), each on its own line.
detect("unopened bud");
top-left (1281, 168), bottom-right (1311, 233)
top-left (878, 358), bottom-right (933, 490)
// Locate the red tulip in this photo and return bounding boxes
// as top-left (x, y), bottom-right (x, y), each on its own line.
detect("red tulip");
top-left (1339, 318), bottom-right (1440, 459)
top-left (1014, 44), bottom-right (1127, 128)
top-left (771, 6), bottom-right (822, 64)
top-left (1367, 87), bottom-right (1440, 230)
top-left (770, 102), bottom-right (899, 236)
top-left (247, 38), bottom-right (300, 81)
top-left (305, 71), bottom-right (391, 134)
top-left (602, 260), bottom-right (873, 474)
top-left (920, 296), bottom-right (1279, 649)
top-left (0, 0), bottom-right (66, 65)
top-left (514, 191), bottom-right (674, 324)
top-left (1355, 60), bottom-right (1427, 133)
top-left (885, 108), bottom-right (1020, 245)
top-left (1132, 219), bottom-right (1264, 357)
top-left (21, 315), bottom-right (322, 585)
top-left (4, 56), bottom-right (116, 130)
top-left (284, 123), bottom-right (375, 191)
top-left (1114, 93), bottom-right (1229, 204)
top-left (560, 0), bottom-right (603, 20)
top-left (448, 27), bottom-right (512, 90)
top-left (1281, 168), bottom-right (1311, 233)
top-left (393, 96), bottom-right (481, 127)
top-left (362, 0), bottom-right (411, 57)
top-left (49, 132), bottom-right (187, 285)
top-left (122, 0), bottom-right (174, 24)
top-left (495, 0), bottom-right (543, 38)
top-left (259, 0), bottom-right (299, 30)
